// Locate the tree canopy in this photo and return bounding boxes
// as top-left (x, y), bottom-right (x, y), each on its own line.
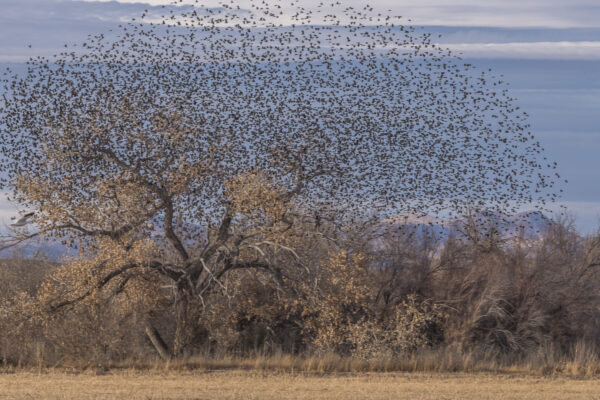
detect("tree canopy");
top-left (0, 0), bottom-right (560, 355)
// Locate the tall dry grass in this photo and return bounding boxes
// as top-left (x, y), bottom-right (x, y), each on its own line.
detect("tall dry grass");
top-left (3, 344), bottom-right (600, 378)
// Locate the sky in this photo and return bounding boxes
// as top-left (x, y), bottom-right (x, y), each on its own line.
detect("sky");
top-left (0, 0), bottom-right (599, 232)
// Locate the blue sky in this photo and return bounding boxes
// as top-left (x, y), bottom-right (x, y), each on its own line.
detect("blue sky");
top-left (0, 0), bottom-right (599, 232)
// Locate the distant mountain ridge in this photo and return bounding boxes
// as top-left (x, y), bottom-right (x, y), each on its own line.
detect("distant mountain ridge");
top-left (0, 235), bottom-right (73, 261)
top-left (379, 210), bottom-right (554, 242)
top-left (1, 210), bottom-right (554, 260)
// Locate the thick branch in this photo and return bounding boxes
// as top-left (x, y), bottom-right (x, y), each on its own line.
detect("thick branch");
top-left (48, 260), bottom-right (179, 312)
top-left (162, 195), bottom-right (189, 261)
top-left (201, 205), bottom-right (233, 260)
top-left (99, 147), bottom-right (189, 261)
top-left (49, 262), bottom-right (141, 312)
top-left (216, 260), bottom-right (271, 280)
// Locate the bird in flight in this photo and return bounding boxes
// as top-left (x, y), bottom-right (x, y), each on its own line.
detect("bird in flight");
top-left (11, 212), bottom-right (35, 227)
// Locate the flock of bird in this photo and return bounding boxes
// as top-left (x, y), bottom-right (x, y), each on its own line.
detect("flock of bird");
top-left (0, 0), bottom-right (562, 237)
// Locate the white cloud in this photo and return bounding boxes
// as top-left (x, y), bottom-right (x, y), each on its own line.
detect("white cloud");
top-left (351, 0), bottom-right (600, 28)
top-left (6, 1), bottom-right (594, 62)
top-left (445, 41), bottom-right (600, 60)
top-left (85, 0), bottom-right (190, 4)
top-left (86, 0), bottom-right (600, 28)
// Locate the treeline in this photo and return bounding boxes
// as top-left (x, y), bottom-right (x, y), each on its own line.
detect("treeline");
top-left (1, 219), bottom-right (599, 369)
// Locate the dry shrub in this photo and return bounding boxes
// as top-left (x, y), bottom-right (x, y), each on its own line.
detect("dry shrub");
top-left (388, 220), bottom-right (600, 355)
top-left (195, 249), bottom-right (443, 360)
top-left (198, 267), bottom-right (303, 354)
top-left (347, 295), bottom-right (443, 360)
top-left (0, 247), bottom-right (173, 365)
top-left (0, 258), bottom-right (54, 365)
top-left (302, 251), bottom-right (372, 355)
top-left (1, 218), bottom-right (600, 370)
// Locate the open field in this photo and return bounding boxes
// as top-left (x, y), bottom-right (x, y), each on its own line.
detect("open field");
top-left (1, 370), bottom-right (600, 400)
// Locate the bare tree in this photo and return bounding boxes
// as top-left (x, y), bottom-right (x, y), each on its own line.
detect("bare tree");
top-left (0, 1), bottom-right (559, 356)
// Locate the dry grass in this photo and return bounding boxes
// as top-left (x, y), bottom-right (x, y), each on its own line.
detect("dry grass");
top-left (11, 345), bottom-right (600, 377)
top-left (1, 369), bottom-right (600, 400)
top-left (162, 347), bottom-right (600, 376)
top-left (3, 350), bottom-right (600, 400)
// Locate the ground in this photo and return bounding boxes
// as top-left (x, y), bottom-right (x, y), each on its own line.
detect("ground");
top-left (1, 370), bottom-right (599, 399)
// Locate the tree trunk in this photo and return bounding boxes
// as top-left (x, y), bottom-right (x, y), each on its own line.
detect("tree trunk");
top-left (173, 289), bottom-right (196, 357)
top-left (144, 321), bottom-right (170, 361)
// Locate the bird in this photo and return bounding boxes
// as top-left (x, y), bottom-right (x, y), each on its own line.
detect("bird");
top-left (11, 212), bottom-right (35, 227)
top-left (0, 0), bottom-right (562, 241)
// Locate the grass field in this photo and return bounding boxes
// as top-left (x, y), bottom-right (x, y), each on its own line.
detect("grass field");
top-left (1, 370), bottom-right (600, 399)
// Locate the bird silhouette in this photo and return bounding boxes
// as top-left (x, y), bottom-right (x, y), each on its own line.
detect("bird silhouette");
top-left (10, 212), bottom-right (35, 227)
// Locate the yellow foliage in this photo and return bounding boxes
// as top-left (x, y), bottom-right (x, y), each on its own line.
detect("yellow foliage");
top-left (225, 170), bottom-right (288, 222)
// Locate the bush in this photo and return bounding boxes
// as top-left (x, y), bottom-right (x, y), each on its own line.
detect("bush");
top-left (1, 219), bottom-right (599, 367)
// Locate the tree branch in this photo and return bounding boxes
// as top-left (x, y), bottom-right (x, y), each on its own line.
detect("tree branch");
top-left (48, 260), bottom-right (178, 312)
top-left (161, 194), bottom-right (189, 261)
top-left (99, 147), bottom-right (189, 261)
top-left (49, 262), bottom-right (141, 312)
